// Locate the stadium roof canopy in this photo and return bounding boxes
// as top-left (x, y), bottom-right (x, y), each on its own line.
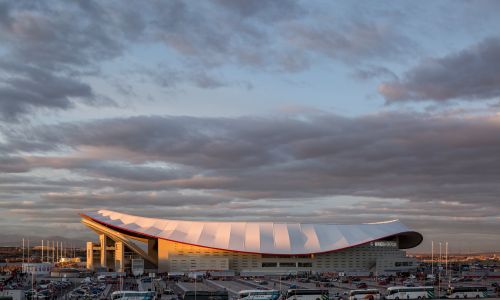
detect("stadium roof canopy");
top-left (81, 210), bottom-right (422, 255)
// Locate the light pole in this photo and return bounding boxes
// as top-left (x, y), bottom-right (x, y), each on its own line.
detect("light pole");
top-left (279, 275), bottom-right (282, 297)
top-left (438, 242), bottom-right (442, 299)
top-left (431, 241), bottom-right (434, 277)
top-left (445, 242), bottom-right (449, 284)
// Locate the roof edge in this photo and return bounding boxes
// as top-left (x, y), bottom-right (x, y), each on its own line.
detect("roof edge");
top-left (80, 212), bottom-right (423, 256)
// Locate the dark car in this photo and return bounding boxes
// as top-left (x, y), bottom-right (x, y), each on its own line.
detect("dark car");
top-left (378, 280), bottom-right (388, 286)
top-left (356, 282), bottom-right (368, 289)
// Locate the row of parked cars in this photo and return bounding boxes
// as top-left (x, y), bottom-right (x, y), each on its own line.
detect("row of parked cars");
top-left (68, 278), bottom-right (106, 299)
top-left (25, 279), bottom-right (73, 299)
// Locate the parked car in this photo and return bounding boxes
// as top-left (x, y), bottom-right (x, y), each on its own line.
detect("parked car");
top-left (378, 280), bottom-right (388, 286)
top-left (356, 282), bottom-right (368, 289)
top-left (403, 281), bottom-right (415, 287)
top-left (331, 292), bottom-right (343, 300)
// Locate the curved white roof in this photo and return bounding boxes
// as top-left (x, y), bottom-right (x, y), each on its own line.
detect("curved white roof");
top-left (81, 210), bottom-right (422, 255)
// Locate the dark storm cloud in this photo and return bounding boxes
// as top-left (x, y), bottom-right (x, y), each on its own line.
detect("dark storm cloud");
top-left (380, 37), bottom-right (500, 102)
top-left (0, 62), bottom-right (95, 120)
top-left (4, 202), bottom-right (292, 227)
top-left (24, 157), bottom-right (187, 182)
top-left (3, 112), bottom-right (500, 212)
top-left (0, 0), bottom-right (135, 120)
top-left (39, 191), bottom-right (233, 208)
top-left (0, 156), bottom-right (31, 173)
top-left (0, 1), bottom-right (131, 68)
top-left (322, 199), bottom-right (500, 220)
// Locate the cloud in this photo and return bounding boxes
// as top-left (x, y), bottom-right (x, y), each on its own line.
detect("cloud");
top-left (0, 1), bottom-right (422, 120)
top-left (0, 156), bottom-right (31, 173)
top-left (0, 1), bottom-right (130, 68)
top-left (0, 1), bottom-right (136, 121)
top-left (1, 1), bottom-right (499, 250)
top-left (353, 65), bottom-right (397, 80)
top-left (3, 112), bottom-right (500, 210)
top-left (213, 0), bottom-right (303, 21)
top-left (0, 62), bottom-right (96, 120)
top-left (380, 37), bottom-right (500, 102)
top-left (287, 21), bottom-right (415, 64)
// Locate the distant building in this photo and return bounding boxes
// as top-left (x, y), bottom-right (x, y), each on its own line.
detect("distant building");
top-left (81, 210), bottom-right (422, 274)
top-left (22, 262), bottom-right (52, 275)
top-left (60, 257), bottom-right (81, 263)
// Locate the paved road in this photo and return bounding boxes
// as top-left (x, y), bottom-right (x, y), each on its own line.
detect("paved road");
top-left (208, 279), bottom-right (254, 297)
top-left (267, 278), bottom-right (348, 297)
top-left (236, 279), bottom-right (273, 290)
top-left (177, 281), bottom-right (217, 291)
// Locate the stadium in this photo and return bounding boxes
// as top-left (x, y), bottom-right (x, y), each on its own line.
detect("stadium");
top-left (81, 210), bottom-right (423, 275)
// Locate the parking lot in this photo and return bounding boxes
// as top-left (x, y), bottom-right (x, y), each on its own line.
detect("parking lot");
top-left (2, 270), bottom-right (498, 299)
top-left (207, 278), bottom-right (266, 297)
top-left (204, 276), bottom-right (500, 300)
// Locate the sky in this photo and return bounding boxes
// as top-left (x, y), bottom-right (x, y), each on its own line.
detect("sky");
top-left (0, 0), bottom-right (500, 253)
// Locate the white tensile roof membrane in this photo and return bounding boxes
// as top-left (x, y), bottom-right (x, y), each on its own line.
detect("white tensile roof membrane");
top-left (82, 210), bottom-right (422, 255)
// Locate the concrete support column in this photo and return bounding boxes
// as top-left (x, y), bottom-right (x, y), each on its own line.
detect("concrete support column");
top-left (115, 241), bottom-right (124, 272)
top-left (99, 234), bottom-right (108, 269)
top-left (86, 242), bottom-right (94, 270)
top-left (158, 239), bottom-right (169, 273)
top-left (148, 239), bottom-right (158, 264)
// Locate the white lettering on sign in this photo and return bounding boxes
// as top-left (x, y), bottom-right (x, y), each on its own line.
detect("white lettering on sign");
top-left (370, 241), bottom-right (397, 247)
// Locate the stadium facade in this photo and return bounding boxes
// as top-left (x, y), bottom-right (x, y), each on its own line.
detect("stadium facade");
top-left (81, 210), bottom-right (423, 275)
